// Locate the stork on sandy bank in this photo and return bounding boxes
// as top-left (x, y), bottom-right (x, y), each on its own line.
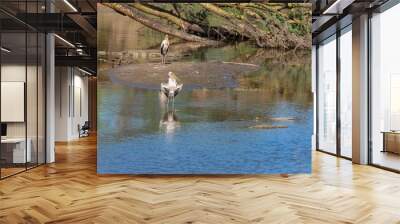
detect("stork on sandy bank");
top-left (160, 35), bottom-right (170, 64)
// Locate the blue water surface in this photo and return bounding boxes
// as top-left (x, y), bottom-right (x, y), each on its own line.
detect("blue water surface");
top-left (98, 83), bottom-right (313, 174)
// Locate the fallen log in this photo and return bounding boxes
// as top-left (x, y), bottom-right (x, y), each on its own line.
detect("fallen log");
top-left (222, 61), bottom-right (259, 67)
top-left (129, 3), bottom-right (205, 34)
top-left (103, 3), bottom-right (218, 44)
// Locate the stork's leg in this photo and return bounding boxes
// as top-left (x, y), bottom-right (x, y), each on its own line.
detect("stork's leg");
top-left (166, 97), bottom-right (169, 110)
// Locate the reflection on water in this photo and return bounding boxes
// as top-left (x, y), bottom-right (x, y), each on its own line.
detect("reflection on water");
top-left (98, 81), bottom-right (313, 173)
top-left (159, 110), bottom-right (180, 136)
top-left (98, 11), bottom-right (312, 174)
top-left (99, 83), bottom-right (311, 140)
top-left (98, 4), bottom-right (164, 52)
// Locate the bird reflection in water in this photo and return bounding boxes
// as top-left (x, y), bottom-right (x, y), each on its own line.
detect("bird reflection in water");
top-left (159, 110), bottom-right (180, 135)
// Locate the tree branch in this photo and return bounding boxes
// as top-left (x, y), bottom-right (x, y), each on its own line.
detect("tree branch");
top-left (129, 3), bottom-right (205, 34)
top-left (103, 3), bottom-right (218, 44)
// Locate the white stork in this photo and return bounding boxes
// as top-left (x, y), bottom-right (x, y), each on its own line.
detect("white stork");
top-left (160, 72), bottom-right (183, 108)
top-left (160, 34), bottom-right (169, 64)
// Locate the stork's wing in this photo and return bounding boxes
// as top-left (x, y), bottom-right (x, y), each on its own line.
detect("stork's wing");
top-left (161, 83), bottom-right (169, 97)
top-left (160, 40), bottom-right (169, 55)
top-left (160, 43), bottom-right (164, 55)
top-left (174, 84), bottom-right (183, 97)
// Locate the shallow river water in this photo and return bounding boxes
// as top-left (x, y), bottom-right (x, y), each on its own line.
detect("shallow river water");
top-left (98, 43), bottom-right (312, 174)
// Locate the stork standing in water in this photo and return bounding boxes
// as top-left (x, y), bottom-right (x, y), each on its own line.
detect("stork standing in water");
top-left (161, 72), bottom-right (183, 109)
top-left (160, 35), bottom-right (169, 64)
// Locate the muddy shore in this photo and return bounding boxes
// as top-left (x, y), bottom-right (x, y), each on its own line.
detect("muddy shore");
top-left (106, 61), bottom-right (260, 89)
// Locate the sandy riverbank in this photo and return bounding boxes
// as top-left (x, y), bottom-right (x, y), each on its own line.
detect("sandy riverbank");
top-left (105, 61), bottom-right (260, 89)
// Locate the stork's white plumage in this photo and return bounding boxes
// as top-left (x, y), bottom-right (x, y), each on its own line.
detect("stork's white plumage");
top-left (161, 72), bottom-right (182, 107)
top-left (160, 35), bottom-right (170, 64)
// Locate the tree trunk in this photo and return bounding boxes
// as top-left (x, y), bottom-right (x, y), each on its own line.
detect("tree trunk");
top-left (129, 3), bottom-right (205, 34)
top-left (103, 3), bottom-right (218, 44)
